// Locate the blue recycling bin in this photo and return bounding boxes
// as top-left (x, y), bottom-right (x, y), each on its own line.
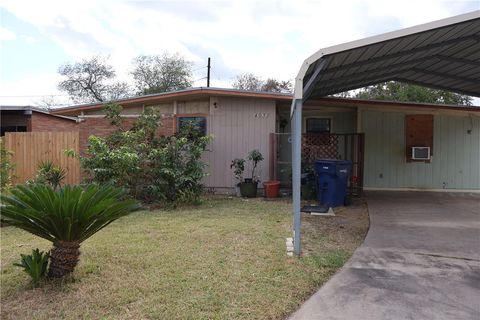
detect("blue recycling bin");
top-left (314, 160), bottom-right (352, 207)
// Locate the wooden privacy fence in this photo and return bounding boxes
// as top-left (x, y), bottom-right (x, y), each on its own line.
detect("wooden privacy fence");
top-left (4, 132), bottom-right (80, 185)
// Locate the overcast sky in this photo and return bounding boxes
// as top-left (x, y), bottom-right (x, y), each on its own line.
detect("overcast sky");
top-left (0, 0), bottom-right (478, 106)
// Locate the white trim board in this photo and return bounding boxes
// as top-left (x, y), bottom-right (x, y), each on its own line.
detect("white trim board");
top-left (363, 187), bottom-right (480, 193)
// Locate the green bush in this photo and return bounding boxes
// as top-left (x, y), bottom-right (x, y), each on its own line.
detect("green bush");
top-left (14, 249), bottom-right (49, 286)
top-left (31, 160), bottom-right (67, 190)
top-left (247, 149), bottom-right (264, 182)
top-left (2, 184), bottom-right (138, 278)
top-left (150, 130), bottom-right (210, 204)
top-left (81, 104), bottom-right (211, 204)
top-left (0, 140), bottom-right (15, 193)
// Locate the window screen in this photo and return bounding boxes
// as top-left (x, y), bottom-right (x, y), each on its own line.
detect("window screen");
top-left (177, 116), bottom-right (207, 136)
top-left (306, 118), bottom-right (331, 133)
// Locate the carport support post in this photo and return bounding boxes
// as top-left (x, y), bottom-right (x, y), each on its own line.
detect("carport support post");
top-left (292, 99), bottom-right (302, 256)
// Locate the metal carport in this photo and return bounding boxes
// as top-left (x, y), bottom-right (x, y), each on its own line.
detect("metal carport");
top-left (291, 10), bottom-right (480, 255)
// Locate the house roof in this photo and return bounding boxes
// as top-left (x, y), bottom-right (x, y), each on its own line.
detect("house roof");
top-left (51, 87), bottom-right (480, 116)
top-left (0, 105), bottom-right (78, 121)
top-left (51, 87), bottom-right (292, 115)
top-left (295, 11), bottom-right (480, 100)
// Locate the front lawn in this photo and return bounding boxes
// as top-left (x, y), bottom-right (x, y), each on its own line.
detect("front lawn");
top-left (1, 197), bottom-right (367, 319)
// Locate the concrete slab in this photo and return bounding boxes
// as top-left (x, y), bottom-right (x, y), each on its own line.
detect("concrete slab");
top-left (289, 192), bottom-right (480, 320)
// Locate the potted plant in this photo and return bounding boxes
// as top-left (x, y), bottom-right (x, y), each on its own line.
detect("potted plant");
top-left (240, 149), bottom-right (264, 198)
top-left (230, 158), bottom-right (245, 197)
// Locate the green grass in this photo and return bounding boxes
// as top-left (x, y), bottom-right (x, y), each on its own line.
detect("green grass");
top-left (1, 197), bottom-right (367, 320)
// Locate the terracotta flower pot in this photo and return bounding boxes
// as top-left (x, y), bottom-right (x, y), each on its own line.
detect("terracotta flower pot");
top-left (263, 181), bottom-right (280, 198)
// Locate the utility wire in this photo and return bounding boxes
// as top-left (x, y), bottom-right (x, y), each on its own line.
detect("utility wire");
top-left (0, 94), bottom-right (69, 98)
top-left (192, 65), bottom-right (207, 72)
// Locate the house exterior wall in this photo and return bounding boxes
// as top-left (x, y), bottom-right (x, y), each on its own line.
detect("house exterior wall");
top-left (203, 97), bottom-right (276, 191)
top-left (78, 115), bottom-right (175, 153)
top-left (301, 110), bottom-right (356, 134)
top-left (276, 106), bottom-right (357, 170)
top-left (30, 112), bottom-right (79, 132)
top-left (69, 97), bottom-right (276, 191)
top-left (362, 109), bottom-right (480, 190)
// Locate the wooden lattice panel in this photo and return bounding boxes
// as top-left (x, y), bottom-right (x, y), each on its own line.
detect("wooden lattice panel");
top-left (302, 133), bottom-right (339, 162)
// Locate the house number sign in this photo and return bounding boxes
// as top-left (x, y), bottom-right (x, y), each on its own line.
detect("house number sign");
top-left (254, 113), bottom-right (269, 118)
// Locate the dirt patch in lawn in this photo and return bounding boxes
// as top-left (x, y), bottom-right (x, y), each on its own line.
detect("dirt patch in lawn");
top-left (301, 197), bottom-right (370, 257)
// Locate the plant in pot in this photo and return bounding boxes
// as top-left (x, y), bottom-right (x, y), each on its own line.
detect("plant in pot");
top-left (239, 149), bottom-right (264, 198)
top-left (230, 158), bottom-right (245, 197)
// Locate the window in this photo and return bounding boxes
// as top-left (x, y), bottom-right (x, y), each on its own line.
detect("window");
top-left (1, 125), bottom-right (27, 136)
top-left (306, 118), bottom-right (331, 133)
top-left (177, 116), bottom-right (207, 136)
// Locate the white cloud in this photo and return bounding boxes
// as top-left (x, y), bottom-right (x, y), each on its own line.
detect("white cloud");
top-left (0, 26), bottom-right (16, 41)
top-left (20, 35), bottom-right (36, 43)
top-left (0, 72), bottom-right (72, 106)
top-left (0, 0), bottom-right (477, 105)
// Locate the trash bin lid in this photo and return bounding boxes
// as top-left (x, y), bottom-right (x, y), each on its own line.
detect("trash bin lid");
top-left (315, 159), bottom-right (352, 175)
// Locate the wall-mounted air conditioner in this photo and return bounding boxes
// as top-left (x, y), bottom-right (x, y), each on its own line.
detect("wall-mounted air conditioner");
top-left (411, 147), bottom-right (430, 160)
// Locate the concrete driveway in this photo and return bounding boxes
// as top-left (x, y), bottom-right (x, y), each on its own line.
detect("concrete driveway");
top-left (289, 192), bottom-right (480, 320)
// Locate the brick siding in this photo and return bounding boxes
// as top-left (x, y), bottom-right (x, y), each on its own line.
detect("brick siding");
top-left (79, 115), bottom-right (175, 153)
top-left (30, 112), bottom-right (79, 132)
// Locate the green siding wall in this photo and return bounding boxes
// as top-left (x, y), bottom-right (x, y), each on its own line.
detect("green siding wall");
top-left (362, 110), bottom-right (480, 190)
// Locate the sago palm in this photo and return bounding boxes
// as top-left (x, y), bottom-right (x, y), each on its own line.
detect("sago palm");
top-left (1, 184), bottom-right (138, 278)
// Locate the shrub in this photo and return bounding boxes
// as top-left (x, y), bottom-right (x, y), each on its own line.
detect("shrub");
top-left (150, 128), bottom-right (211, 204)
top-left (230, 158), bottom-right (246, 183)
top-left (247, 149), bottom-right (264, 182)
top-left (14, 249), bottom-right (49, 286)
top-left (1, 184), bottom-right (138, 278)
top-left (33, 160), bottom-right (67, 190)
top-left (81, 104), bottom-right (211, 204)
top-left (0, 140), bottom-right (15, 193)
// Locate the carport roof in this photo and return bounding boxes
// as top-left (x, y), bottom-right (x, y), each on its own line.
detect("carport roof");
top-left (295, 11), bottom-right (480, 101)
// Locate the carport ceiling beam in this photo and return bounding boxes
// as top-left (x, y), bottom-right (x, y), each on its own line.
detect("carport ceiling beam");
top-left (436, 55), bottom-right (480, 67)
top-left (303, 59), bottom-right (327, 101)
top-left (316, 56), bottom-right (429, 82)
top-left (310, 67), bottom-right (418, 96)
top-left (309, 78), bottom-right (394, 98)
top-left (411, 68), bottom-right (480, 84)
top-left (394, 78), bottom-right (480, 97)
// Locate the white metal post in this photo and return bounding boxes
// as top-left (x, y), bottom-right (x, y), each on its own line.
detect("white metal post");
top-left (292, 99), bottom-right (302, 256)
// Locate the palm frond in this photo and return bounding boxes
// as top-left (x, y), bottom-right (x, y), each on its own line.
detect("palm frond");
top-left (1, 184), bottom-right (139, 243)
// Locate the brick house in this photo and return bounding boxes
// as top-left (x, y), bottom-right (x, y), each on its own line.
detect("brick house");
top-left (0, 106), bottom-right (79, 136)
top-left (52, 87), bottom-right (480, 193)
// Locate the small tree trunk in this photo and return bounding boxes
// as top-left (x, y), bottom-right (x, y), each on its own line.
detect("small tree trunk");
top-left (48, 241), bottom-right (81, 278)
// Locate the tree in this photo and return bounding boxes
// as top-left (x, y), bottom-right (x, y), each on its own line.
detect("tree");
top-left (131, 53), bottom-right (193, 95)
top-left (232, 73), bottom-right (263, 91)
top-left (1, 184), bottom-right (138, 278)
top-left (353, 81), bottom-right (472, 105)
top-left (58, 55), bottom-right (131, 103)
top-left (232, 73), bottom-right (292, 93)
top-left (261, 78), bottom-right (292, 93)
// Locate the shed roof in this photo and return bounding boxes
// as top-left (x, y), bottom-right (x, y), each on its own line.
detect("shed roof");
top-left (295, 11), bottom-right (480, 100)
top-left (0, 105), bottom-right (78, 121)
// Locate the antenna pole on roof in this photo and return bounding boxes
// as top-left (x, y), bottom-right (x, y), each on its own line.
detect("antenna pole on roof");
top-left (207, 57), bottom-right (211, 87)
